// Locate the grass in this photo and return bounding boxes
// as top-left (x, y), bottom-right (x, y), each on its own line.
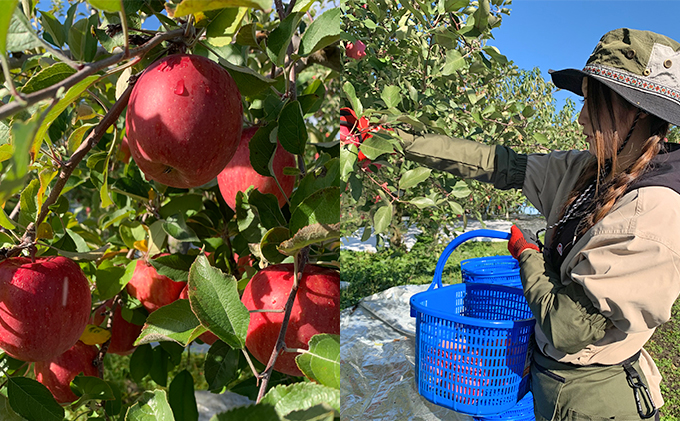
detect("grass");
top-left (341, 236), bottom-right (680, 419)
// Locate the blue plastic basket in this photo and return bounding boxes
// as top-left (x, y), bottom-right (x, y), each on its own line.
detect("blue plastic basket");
top-left (410, 230), bottom-right (535, 416)
top-left (461, 255), bottom-right (522, 289)
top-left (473, 392), bottom-right (536, 421)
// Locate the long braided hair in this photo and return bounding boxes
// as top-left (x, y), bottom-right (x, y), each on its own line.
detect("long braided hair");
top-left (555, 78), bottom-right (669, 239)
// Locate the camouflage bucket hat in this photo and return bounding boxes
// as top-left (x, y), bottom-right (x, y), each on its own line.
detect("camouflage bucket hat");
top-left (550, 28), bottom-right (680, 126)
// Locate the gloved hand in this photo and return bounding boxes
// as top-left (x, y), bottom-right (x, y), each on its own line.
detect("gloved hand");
top-left (508, 225), bottom-right (540, 260)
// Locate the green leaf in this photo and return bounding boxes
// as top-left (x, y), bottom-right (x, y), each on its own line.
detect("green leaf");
top-left (188, 255), bottom-right (250, 349)
top-left (342, 82), bottom-right (363, 117)
top-left (70, 375), bottom-right (115, 401)
top-left (295, 334), bottom-right (340, 389)
top-left (290, 158), bottom-right (339, 210)
top-left (248, 123), bottom-right (277, 177)
top-left (482, 45), bottom-right (507, 64)
top-left (298, 8), bottom-right (341, 57)
top-left (359, 133), bottom-right (393, 160)
top-left (266, 12), bottom-right (302, 66)
top-left (289, 186), bottom-right (340, 235)
top-left (210, 404), bottom-right (279, 421)
top-left (32, 75), bottom-right (99, 158)
top-left (163, 213), bottom-right (200, 243)
top-left (7, 377), bottom-right (64, 421)
top-left (278, 223), bottom-right (339, 256)
top-left (159, 194), bottom-right (204, 219)
top-left (278, 101), bottom-right (308, 155)
top-left (125, 390), bottom-right (176, 421)
top-left (399, 167), bottom-right (431, 190)
top-left (449, 200), bottom-right (464, 215)
top-left (204, 341), bottom-right (239, 392)
top-left (373, 204), bottom-right (392, 235)
top-left (120, 221), bottom-right (146, 249)
top-left (65, 123), bottom-right (94, 155)
top-left (148, 219), bottom-right (167, 257)
top-left (409, 197), bottom-right (437, 209)
top-left (21, 63), bottom-right (76, 95)
top-left (381, 85), bottom-right (401, 109)
top-left (0, 0), bottom-right (20, 55)
top-left (68, 15), bottom-right (98, 62)
top-left (340, 146), bottom-right (357, 183)
top-left (174, 0), bottom-right (271, 17)
top-left (299, 79), bottom-right (326, 115)
top-left (87, 0), bottom-right (122, 12)
top-left (473, 0), bottom-right (490, 31)
top-left (149, 254), bottom-right (196, 283)
top-left (442, 49), bottom-right (466, 76)
top-left (18, 178), bottom-right (39, 227)
top-left (260, 226), bottom-right (291, 264)
top-left (523, 106), bottom-right (536, 118)
top-left (168, 370), bottom-right (198, 421)
top-left (450, 180), bottom-right (471, 198)
top-left (6, 9), bottom-right (43, 53)
top-left (249, 190), bottom-right (287, 230)
top-left (261, 383), bottom-right (340, 417)
top-left (0, 206), bottom-right (16, 230)
top-left (135, 299), bottom-right (206, 347)
top-left (205, 7), bottom-right (247, 46)
top-left (96, 259), bottom-right (136, 300)
top-left (129, 344), bottom-right (153, 384)
top-left (0, 394), bottom-right (23, 421)
top-left (217, 57), bottom-right (276, 97)
top-left (533, 132), bottom-right (548, 144)
top-left (291, 0), bottom-right (317, 13)
top-left (149, 346), bottom-right (170, 387)
top-left (285, 404), bottom-right (337, 421)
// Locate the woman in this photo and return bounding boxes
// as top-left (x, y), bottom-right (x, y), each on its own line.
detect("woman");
top-left (400, 28), bottom-right (680, 420)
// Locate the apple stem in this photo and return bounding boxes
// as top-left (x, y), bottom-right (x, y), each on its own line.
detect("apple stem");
top-left (242, 349), bottom-right (260, 383)
top-left (256, 247), bottom-right (310, 403)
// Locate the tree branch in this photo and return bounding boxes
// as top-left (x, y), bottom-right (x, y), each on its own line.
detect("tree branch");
top-left (0, 28), bottom-right (185, 121)
top-left (15, 83), bottom-right (134, 257)
top-left (256, 247), bottom-right (309, 402)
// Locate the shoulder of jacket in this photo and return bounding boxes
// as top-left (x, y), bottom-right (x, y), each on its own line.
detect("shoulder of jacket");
top-left (590, 186), bottom-right (680, 256)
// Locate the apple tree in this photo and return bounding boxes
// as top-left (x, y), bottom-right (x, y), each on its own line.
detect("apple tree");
top-left (0, 0), bottom-right (341, 420)
top-left (341, 0), bottom-right (585, 247)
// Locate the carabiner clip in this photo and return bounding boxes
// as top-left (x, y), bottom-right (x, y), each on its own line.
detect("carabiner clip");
top-left (623, 362), bottom-right (657, 419)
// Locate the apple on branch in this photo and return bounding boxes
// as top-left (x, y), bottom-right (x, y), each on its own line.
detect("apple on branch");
top-left (126, 255), bottom-right (186, 313)
top-left (217, 127), bottom-right (297, 210)
top-left (125, 54), bottom-right (243, 188)
top-left (241, 264), bottom-right (340, 377)
top-left (0, 256), bottom-right (92, 362)
top-left (34, 341), bottom-right (99, 403)
top-left (91, 300), bottom-right (143, 356)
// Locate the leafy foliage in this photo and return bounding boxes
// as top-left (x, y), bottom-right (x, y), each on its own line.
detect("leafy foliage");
top-left (0, 0), bottom-right (341, 419)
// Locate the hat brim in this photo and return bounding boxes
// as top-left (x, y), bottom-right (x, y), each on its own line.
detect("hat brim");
top-left (550, 68), bottom-right (680, 126)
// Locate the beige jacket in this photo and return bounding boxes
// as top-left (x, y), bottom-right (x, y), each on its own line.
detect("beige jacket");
top-left (524, 150), bottom-right (680, 406)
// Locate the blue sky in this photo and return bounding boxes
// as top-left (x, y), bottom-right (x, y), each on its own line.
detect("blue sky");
top-left (490, 1), bottom-right (680, 109)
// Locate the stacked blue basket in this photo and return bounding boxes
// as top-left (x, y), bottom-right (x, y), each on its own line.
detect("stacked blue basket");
top-left (461, 255), bottom-right (522, 289)
top-left (410, 230), bottom-right (536, 418)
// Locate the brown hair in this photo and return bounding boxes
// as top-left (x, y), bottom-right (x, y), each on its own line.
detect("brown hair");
top-left (558, 78), bottom-right (669, 237)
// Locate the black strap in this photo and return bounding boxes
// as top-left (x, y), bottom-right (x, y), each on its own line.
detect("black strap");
top-left (623, 361), bottom-right (658, 419)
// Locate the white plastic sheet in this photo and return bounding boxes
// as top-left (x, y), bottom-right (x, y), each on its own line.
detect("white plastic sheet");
top-left (340, 285), bottom-right (473, 421)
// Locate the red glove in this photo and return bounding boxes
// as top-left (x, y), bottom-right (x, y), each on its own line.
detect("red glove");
top-left (508, 225), bottom-right (540, 260)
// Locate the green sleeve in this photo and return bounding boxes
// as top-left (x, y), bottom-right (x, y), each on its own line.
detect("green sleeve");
top-left (519, 249), bottom-right (612, 355)
top-left (399, 129), bottom-right (527, 190)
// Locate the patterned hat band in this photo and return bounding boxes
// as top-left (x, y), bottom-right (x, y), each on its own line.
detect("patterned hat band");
top-left (583, 63), bottom-right (680, 107)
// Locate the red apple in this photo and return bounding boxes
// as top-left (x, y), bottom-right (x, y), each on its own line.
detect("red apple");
top-left (0, 256), bottom-right (91, 362)
top-left (217, 127), bottom-right (296, 210)
top-left (178, 285), bottom-right (218, 345)
top-left (241, 264), bottom-right (340, 377)
top-left (346, 40), bottom-right (366, 60)
top-left (126, 257), bottom-right (186, 313)
top-left (34, 341), bottom-right (99, 403)
top-left (91, 300), bottom-right (142, 356)
top-left (125, 54), bottom-right (243, 188)
top-left (118, 136), bottom-right (131, 164)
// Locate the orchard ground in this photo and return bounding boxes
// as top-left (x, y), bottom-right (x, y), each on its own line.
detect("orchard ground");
top-left (340, 221), bottom-right (680, 419)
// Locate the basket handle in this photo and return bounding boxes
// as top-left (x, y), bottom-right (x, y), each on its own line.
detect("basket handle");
top-left (429, 229), bottom-right (511, 291)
